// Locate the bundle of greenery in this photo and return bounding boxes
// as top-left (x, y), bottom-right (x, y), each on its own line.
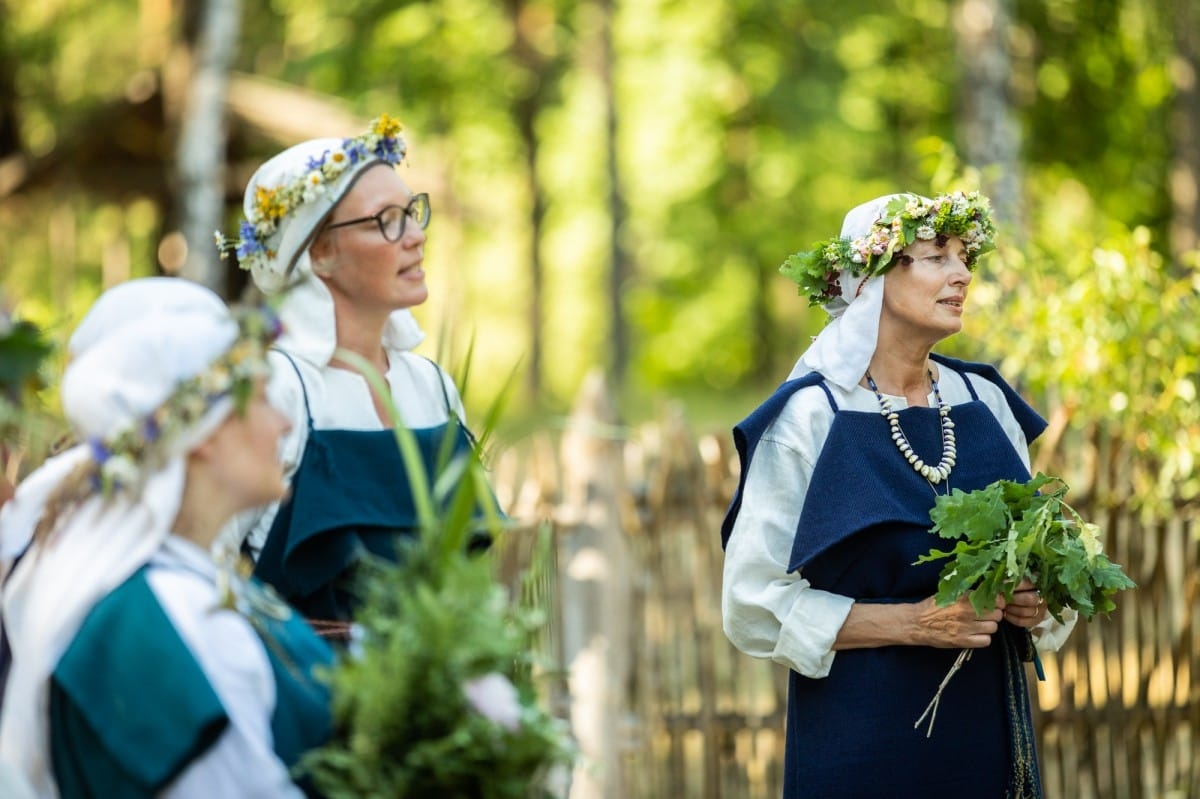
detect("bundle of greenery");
top-left (300, 352), bottom-right (575, 799)
top-left (918, 473), bottom-right (1135, 620)
top-left (0, 301), bottom-right (55, 498)
top-left (911, 472), bottom-right (1136, 736)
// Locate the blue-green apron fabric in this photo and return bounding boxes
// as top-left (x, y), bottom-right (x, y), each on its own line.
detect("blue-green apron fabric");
top-left (254, 353), bottom-right (491, 621)
top-left (50, 567), bottom-right (333, 798)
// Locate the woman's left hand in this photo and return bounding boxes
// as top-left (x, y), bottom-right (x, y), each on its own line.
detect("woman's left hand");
top-left (1003, 578), bottom-right (1047, 628)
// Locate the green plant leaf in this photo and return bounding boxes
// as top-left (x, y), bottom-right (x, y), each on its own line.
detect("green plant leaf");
top-left (916, 473), bottom-right (1135, 620)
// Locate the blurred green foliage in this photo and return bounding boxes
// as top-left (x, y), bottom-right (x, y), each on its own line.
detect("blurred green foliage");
top-left (1, 0), bottom-right (1195, 508)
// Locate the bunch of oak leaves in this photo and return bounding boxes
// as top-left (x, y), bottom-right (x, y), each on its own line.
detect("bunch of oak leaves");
top-left (912, 472), bottom-right (1136, 736)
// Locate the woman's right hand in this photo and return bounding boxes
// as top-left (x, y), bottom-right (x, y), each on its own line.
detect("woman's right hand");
top-left (915, 594), bottom-right (1004, 649)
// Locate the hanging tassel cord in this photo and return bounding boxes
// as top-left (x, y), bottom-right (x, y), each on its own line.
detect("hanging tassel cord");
top-left (914, 647), bottom-right (972, 738)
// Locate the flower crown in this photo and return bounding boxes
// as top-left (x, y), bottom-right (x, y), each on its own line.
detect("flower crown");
top-left (780, 191), bottom-right (998, 308)
top-left (88, 306), bottom-right (283, 496)
top-left (214, 114), bottom-right (407, 275)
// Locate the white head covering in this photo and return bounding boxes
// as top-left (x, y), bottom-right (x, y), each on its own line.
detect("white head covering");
top-left (66, 277), bottom-right (227, 359)
top-left (1, 278), bottom-right (225, 562)
top-left (0, 299), bottom-right (241, 797)
top-left (241, 138), bottom-right (424, 368)
top-left (789, 194), bottom-right (914, 391)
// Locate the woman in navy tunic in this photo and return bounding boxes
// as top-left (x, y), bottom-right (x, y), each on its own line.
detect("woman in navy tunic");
top-left (216, 116), bottom-right (490, 627)
top-left (721, 192), bottom-right (1077, 798)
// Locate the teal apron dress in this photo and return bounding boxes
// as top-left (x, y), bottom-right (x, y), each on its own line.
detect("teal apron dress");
top-left (721, 355), bottom-right (1048, 799)
top-left (254, 353), bottom-right (489, 622)
top-left (49, 564), bottom-right (333, 798)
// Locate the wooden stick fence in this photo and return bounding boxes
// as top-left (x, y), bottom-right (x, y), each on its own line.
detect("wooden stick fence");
top-left (491, 373), bottom-right (1200, 799)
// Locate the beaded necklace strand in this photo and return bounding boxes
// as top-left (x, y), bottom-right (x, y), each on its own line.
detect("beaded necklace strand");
top-left (864, 368), bottom-right (957, 491)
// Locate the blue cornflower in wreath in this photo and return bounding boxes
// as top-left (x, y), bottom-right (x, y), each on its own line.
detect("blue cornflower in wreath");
top-left (85, 305), bottom-right (282, 496)
top-left (214, 114), bottom-right (408, 280)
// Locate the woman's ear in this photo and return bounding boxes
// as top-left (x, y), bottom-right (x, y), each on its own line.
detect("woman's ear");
top-left (309, 232), bottom-right (338, 278)
top-left (187, 435), bottom-right (217, 464)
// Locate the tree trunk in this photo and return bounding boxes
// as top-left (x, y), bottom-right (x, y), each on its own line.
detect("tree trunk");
top-left (174, 0), bottom-right (240, 295)
top-left (954, 0), bottom-right (1023, 237)
top-left (559, 371), bottom-right (631, 799)
top-left (503, 0), bottom-right (557, 403)
top-left (1169, 0), bottom-right (1200, 269)
top-left (0, 1), bottom-right (21, 160)
top-left (595, 0), bottom-right (630, 397)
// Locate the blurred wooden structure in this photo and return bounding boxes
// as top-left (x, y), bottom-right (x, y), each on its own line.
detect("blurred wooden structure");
top-left (0, 72), bottom-right (368, 297)
top-left (493, 372), bottom-right (1200, 799)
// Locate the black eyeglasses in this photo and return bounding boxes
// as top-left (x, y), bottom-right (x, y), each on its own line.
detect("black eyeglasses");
top-left (325, 193), bottom-right (431, 242)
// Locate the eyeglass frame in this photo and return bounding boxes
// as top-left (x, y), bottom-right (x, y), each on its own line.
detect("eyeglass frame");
top-left (323, 192), bottom-right (431, 242)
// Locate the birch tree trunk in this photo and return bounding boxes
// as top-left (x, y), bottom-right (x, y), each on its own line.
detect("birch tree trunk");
top-left (953, 0), bottom-right (1023, 237)
top-left (559, 370), bottom-right (631, 799)
top-left (175, 0), bottom-right (240, 294)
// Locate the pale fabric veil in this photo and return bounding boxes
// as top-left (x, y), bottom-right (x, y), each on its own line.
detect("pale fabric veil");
top-left (0, 302), bottom-right (240, 798)
top-left (788, 194), bottom-right (919, 391)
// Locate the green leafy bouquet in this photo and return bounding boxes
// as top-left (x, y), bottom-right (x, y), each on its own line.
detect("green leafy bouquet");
top-left (911, 472), bottom-right (1136, 735)
top-left (918, 473), bottom-right (1135, 620)
top-left (300, 352), bottom-right (575, 798)
top-left (0, 302), bottom-right (57, 483)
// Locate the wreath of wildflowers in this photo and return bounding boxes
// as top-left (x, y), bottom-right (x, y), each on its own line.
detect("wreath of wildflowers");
top-left (214, 114), bottom-right (407, 275)
top-left (780, 191), bottom-right (998, 308)
top-left (87, 306), bottom-right (282, 496)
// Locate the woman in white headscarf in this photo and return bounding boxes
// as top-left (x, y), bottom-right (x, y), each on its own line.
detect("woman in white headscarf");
top-left (0, 286), bottom-right (332, 799)
top-left (217, 115), bottom-right (489, 631)
top-left (719, 192), bottom-right (1076, 798)
top-left (1, 277), bottom-right (228, 565)
top-left (0, 277), bottom-right (237, 725)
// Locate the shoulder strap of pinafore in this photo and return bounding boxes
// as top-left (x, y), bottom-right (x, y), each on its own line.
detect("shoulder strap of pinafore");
top-left (720, 372), bottom-right (835, 549)
top-left (929, 353), bottom-right (1047, 442)
top-left (420, 356), bottom-right (455, 413)
top-left (420, 356), bottom-right (485, 452)
top-left (275, 349), bottom-right (314, 431)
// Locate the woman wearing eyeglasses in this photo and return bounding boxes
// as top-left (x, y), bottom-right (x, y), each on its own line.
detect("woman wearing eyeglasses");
top-left (217, 115), bottom-right (482, 629)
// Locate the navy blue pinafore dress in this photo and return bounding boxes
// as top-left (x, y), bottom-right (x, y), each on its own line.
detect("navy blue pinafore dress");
top-left (254, 353), bottom-right (489, 622)
top-left (722, 355), bottom-right (1048, 799)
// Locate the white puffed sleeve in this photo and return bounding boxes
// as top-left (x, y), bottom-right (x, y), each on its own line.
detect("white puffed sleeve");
top-left (721, 388), bottom-right (854, 678)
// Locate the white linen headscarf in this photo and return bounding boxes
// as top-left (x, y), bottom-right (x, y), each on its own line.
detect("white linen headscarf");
top-left (0, 277), bottom-right (226, 563)
top-left (0, 301), bottom-right (240, 799)
top-left (789, 194), bottom-right (917, 391)
top-left (241, 138), bottom-right (424, 368)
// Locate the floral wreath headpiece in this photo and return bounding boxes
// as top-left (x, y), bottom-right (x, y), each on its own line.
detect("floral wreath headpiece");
top-left (780, 190), bottom-right (998, 308)
top-left (88, 306), bottom-right (283, 496)
top-left (214, 114), bottom-right (407, 275)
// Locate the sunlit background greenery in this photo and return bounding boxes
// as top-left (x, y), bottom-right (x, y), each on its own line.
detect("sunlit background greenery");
top-left (1, 0), bottom-right (1197, 505)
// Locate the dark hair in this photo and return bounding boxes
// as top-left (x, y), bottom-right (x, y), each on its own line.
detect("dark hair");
top-left (895, 233), bottom-right (952, 267)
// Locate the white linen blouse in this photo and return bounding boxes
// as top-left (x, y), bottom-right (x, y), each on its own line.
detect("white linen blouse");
top-left (148, 536), bottom-right (305, 798)
top-left (227, 347), bottom-right (464, 559)
top-left (721, 367), bottom-right (1078, 679)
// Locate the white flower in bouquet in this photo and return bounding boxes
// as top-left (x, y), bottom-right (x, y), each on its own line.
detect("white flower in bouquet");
top-left (465, 672), bottom-right (523, 732)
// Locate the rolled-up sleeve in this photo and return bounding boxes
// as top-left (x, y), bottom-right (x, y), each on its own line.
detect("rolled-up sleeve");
top-left (721, 395), bottom-right (852, 678)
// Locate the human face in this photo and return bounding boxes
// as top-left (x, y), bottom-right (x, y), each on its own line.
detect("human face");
top-left (204, 380), bottom-right (292, 513)
top-left (315, 164), bottom-right (429, 316)
top-left (880, 234), bottom-right (973, 346)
